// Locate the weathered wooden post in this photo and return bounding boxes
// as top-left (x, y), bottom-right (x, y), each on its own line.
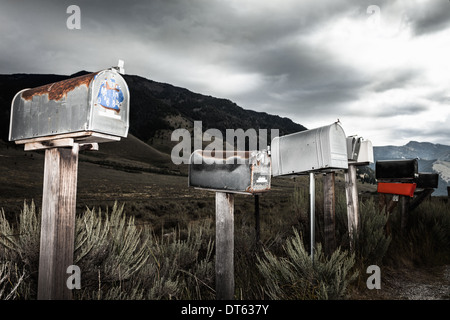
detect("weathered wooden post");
top-left (254, 194), bottom-right (260, 247)
top-left (9, 65), bottom-right (130, 299)
top-left (323, 172), bottom-right (336, 256)
top-left (188, 149), bottom-right (271, 300)
top-left (215, 192), bottom-right (234, 300)
top-left (345, 165), bottom-right (359, 245)
top-left (345, 137), bottom-right (373, 249)
top-left (309, 172), bottom-right (316, 261)
top-left (38, 144), bottom-right (79, 299)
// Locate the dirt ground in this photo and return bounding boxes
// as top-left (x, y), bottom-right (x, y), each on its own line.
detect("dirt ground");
top-left (351, 264), bottom-right (450, 300)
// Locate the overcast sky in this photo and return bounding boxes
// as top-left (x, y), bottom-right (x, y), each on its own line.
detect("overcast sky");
top-left (1, 0), bottom-right (449, 146)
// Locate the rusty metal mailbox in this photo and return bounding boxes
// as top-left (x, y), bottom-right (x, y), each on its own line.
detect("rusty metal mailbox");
top-left (271, 122), bottom-right (348, 176)
top-left (188, 149), bottom-right (271, 194)
top-left (9, 68), bottom-right (129, 143)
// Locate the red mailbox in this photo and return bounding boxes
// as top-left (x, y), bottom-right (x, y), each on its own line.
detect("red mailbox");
top-left (377, 182), bottom-right (417, 197)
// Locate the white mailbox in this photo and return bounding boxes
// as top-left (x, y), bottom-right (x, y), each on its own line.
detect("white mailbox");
top-left (355, 139), bottom-right (373, 165)
top-left (347, 136), bottom-right (373, 165)
top-left (271, 122), bottom-right (348, 176)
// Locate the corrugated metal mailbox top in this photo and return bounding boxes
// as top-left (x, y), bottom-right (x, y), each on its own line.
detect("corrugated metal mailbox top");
top-left (188, 149), bottom-right (271, 195)
top-left (271, 122), bottom-right (348, 176)
top-left (9, 68), bottom-right (129, 142)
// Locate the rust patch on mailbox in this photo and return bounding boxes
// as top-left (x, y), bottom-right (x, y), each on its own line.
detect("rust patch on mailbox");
top-left (21, 72), bottom-right (99, 102)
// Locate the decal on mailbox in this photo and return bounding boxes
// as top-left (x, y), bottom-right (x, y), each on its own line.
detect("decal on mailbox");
top-left (96, 77), bottom-right (124, 113)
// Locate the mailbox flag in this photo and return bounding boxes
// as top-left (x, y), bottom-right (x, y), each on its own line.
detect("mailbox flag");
top-left (377, 182), bottom-right (416, 197)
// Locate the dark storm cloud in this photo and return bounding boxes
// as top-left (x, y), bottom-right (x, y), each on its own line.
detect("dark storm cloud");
top-left (371, 69), bottom-right (421, 93)
top-left (408, 1), bottom-right (450, 36)
top-left (1, 0), bottom-right (449, 145)
top-left (370, 103), bottom-right (428, 118)
top-left (392, 123), bottom-right (450, 143)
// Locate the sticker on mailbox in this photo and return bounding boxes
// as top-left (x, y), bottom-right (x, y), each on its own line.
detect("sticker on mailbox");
top-left (96, 77), bottom-right (124, 113)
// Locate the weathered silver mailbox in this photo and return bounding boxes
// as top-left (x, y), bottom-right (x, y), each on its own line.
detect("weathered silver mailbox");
top-left (9, 68), bottom-right (129, 143)
top-left (271, 122), bottom-right (348, 176)
top-left (188, 149), bottom-right (271, 194)
top-left (347, 136), bottom-right (373, 165)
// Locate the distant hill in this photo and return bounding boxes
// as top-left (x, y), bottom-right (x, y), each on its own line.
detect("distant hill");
top-left (0, 71), bottom-right (307, 155)
top-left (373, 141), bottom-right (450, 196)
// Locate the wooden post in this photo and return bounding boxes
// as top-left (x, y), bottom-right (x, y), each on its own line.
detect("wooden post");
top-left (254, 194), bottom-right (260, 247)
top-left (323, 172), bottom-right (336, 256)
top-left (345, 165), bottom-right (359, 249)
top-left (309, 172), bottom-right (315, 262)
top-left (38, 144), bottom-right (79, 300)
top-left (409, 189), bottom-right (433, 212)
top-left (215, 192), bottom-right (234, 300)
top-left (400, 195), bottom-right (410, 234)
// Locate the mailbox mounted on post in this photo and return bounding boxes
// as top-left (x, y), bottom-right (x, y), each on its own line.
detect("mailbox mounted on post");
top-left (9, 68), bottom-right (129, 146)
top-left (347, 136), bottom-right (373, 165)
top-left (188, 149), bottom-right (271, 195)
top-left (376, 159), bottom-right (418, 197)
top-left (376, 159), bottom-right (418, 182)
top-left (271, 122), bottom-right (348, 176)
top-left (415, 173), bottom-right (439, 189)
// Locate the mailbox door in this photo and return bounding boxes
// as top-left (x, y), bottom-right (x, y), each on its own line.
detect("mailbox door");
top-left (346, 137), bottom-right (362, 161)
top-left (89, 70), bottom-right (130, 138)
top-left (377, 182), bottom-right (416, 197)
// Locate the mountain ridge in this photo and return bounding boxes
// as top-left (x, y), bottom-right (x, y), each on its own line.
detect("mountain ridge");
top-left (0, 71), bottom-right (448, 195)
top-left (0, 70), bottom-right (307, 146)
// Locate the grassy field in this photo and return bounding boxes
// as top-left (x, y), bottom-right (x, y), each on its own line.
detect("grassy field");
top-left (1, 138), bottom-right (449, 300)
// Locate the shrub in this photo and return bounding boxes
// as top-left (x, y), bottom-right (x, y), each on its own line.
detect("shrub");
top-left (257, 229), bottom-right (357, 300)
top-left (387, 199), bottom-right (450, 266)
top-left (0, 201), bottom-right (215, 300)
top-left (351, 198), bottom-right (391, 266)
top-left (0, 202), bottom-right (39, 299)
top-left (0, 261), bottom-right (26, 300)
